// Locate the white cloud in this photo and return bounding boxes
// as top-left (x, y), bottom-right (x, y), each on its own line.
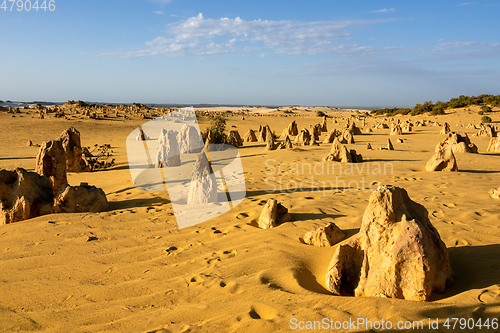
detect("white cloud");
top-left (117, 13), bottom-right (395, 57)
top-left (155, 10), bottom-right (165, 15)
top-left (371, 8), bottom-right (396, 13)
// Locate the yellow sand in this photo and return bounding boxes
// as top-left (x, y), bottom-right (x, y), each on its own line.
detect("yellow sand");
top-left (0, 106), bottom-right (499, 332)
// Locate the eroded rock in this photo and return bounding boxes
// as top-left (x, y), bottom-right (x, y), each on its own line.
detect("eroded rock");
top-left (53, 183), bottom-right (108, 213)
top-left (301, 222), bottom-right (345, 247)
top-left (487, 137), bottom-right (500, 153)
top-left (0, 168), bottom-right (54, 224)
top-left (178, 124), bottom-right (203, 153)
top-left (227, 130), bottom-right (244, 147)
top-left (425, 143), bottom-right (458, 171)
top-left (325, 185), bottom-right (453, 301)
top-left (36, 140), bottom-right (68, 193)
top-left (156, 129), bottom-right (181, 167)
top-left (244, 129), bottom-right (258, 142)
top-left (258, 199), bottom-right (290, 229)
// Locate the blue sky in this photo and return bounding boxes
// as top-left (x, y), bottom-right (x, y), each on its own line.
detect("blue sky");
top-left (1, 0), bottom-right (499, 107)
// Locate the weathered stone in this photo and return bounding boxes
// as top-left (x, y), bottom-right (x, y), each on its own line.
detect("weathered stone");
top-left (341, 129), bottom-right (355, 144)
top-left (390, 124), bottom-right (402, 135)
top-left (301, 222), bottom-right (345, 247)
top-left (426, 143), bottom-right (458, 171)
top-left (227, 130), bottom-right (244, 147)
top-left (364, 128), bottom-right (373, 133)
top-left (258, 199), bottom-right (290, 229)
top-left (258, 125), bottom-right (268, 142)
top-left (156, 129), bottom-right (181, 167)
top-left (325, 137), bottom-right (352, 163)
top-left (279, 135), bottom-right (293, 149)
top-left (294, 128), bottom-right (311, 146)
top-left (347, 122), bottom-right (362, 135)
top-left (243, 129), bottom-right (258, 142)
top-left (57, 127), bottom-right (86, 172)
top-left (178, 124), bottom-right (203, 153)
top-left (321, 116), bottom-right (328, 132)
top-left (366, 143), bottom-right (373, 150)
top-left (387, 139), bottom-right (394, 150)
top-left (325, 185), bottom-right (453, 301)
top-left (0, 168), bottom-right (54, 224)
top-left (187, 151), bottom-right (217, 205)
top-left (53, 183), bottom-right (108, 213)
top-left (487, 137), bottom-right (500, 153)
top-left (490, 187), bottom-right (500, 199)
top-left (36, 140), bottom-right (68, 193)
top-left (374, 123), bottom-right (389, 129)
top-left (442, 132), bottom-right (478, 154)
top-left (477, 124), bottom-right (497, 137)
top-left (311, 124), bottom-right (322, 141)
top-left (323, 129), bottom-right (340, 144)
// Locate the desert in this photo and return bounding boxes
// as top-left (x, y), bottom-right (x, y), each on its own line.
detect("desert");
top-left (0, 100), bottom-right (499, 332)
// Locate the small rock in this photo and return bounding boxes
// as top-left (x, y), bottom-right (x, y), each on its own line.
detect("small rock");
top-left (301, 222), bottom-right (345, 247)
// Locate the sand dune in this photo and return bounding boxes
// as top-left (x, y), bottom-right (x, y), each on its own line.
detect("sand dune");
top-left (0, 106), bottom-right (499, 332)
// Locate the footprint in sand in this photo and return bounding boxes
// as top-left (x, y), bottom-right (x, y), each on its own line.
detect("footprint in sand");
top-left (248, 304), bottom-right (278, 320)
top-left (219, 280), bottom-right (241, 294)
top-left (236, 212), bottom-right (249, 220)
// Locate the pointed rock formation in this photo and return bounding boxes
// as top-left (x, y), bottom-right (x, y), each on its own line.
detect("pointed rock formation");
top-left (442, 132), bottom-right (478, 154)
top-left (321, 116), bottom-right (328, 132)
top-left (311, 123), bottom-right (323, 141)
top-left (294, 128), bottom-right (311, 146)
top-left (341, 129), bottom-right (355, 144)
top-left (477, 124), bottom-right (497, 137)
top-left (279, 135), bottom-right (293, 149)
top-left (156, 129), bottom-right (181, 167)
top-left (325, 185), bottom-right (453, 301)
top-left (36, 140), bottom-right (68, 193)
top-left (325, 137), bottom-right (353, 163)
top-left (323, 129), bottom-right (340, 144)
top-left (227, 130), bottom-right (244, 147)
top-left (301, 222), bottom-right (345, 247)
top-left (243, 129), bottom-right (258, 142)
top-left (0, 168), bottom-right (54, 224)
top-left (439, 123), bottom-right (451, 135)
top-left (425, 143), bottom-right (458, 172)
top-left (390, 124), bottom-right (402, 135)
top-left (187, 151), bottom-right (217, 205)
top-left (178, 124), bottom-right (203, 153)
top-left (258, 199), bottom-right (290, 229)
top-left (487, 137), bottom-right (500, 153)
top-left (387, 139), bottom-right (394, 150)
top-left (366, 143), bottom-right (373, 150)
top-left (57, 127), bottom-right (86, 172)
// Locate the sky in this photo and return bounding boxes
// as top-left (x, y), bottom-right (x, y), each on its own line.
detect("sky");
top-left (1, 0), bottom-right (499, 107)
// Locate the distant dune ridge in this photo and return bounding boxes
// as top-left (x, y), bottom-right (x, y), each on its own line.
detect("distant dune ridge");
top-left (0, 101), bottom-right (499, 332)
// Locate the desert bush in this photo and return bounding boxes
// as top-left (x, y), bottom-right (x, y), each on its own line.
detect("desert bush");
top-left (481, 115), bottom-right (492, 123)
top-left (478, 111), bottom-right (484, 115)
top-left (482, 106), bottom-right (492, 113)
top-left (202, 114), bottom-right (227, 144)
top-left (316, 110), bottom-right (326, 117)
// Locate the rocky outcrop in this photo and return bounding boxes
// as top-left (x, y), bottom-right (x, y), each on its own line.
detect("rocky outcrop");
top-left (387, 139), bottom-right (394, 150)
top-left (477, 124), bottom-right (497, 137)
top-left (425, 144), bottom-right (458, 172)
top-left (390, 124), bottom-right (402, 135)
top-left (227, 130), bottom-right (244, 147)
top-left (178, 124), bottom-right (203, 153)
top-left (156, 129), bottom-right (181, 167)
top-left (490, 187), bottom-right (500, 199)
top-left (0, 168), bottom-right (54, 224)
top-left (243, 129), bottom-right (258, 142)
top-left (311, 124), bottom-right (323, 141)
top-left (487, 137), bottom-right (500, 153)
top-left (320, 116), bottom-right (328, 132)
top-left (301, 223), bottom-right (345, 247)
top-left (325, 137), bottom-right (362, 163)
top-left (323, 129), bottom-right (340, 144)
top-left (258, 199), bottom-right (290, 229)
top-left (325, 185), bottom-right (453, 301)
top-left (279, 135), bottom-right (293, 149)
top-left (294, 128), bottom-right (311, 146)
top-left (282, 121), bottom-right (298, 137)
top-left (36, 140), bottom-right (68, 193)
top-left (53, 183), bottom-right (108, 213)
top-left (442, 132), bottom-right (478, 154)
top-left (341, 129), bottom-right (355, 144)
top-left (439, 123), bottom-right (451, 135)
top-left (187, 151), bottom-right (217, 205)
top-left (57, 127), bottom-right (86, 172)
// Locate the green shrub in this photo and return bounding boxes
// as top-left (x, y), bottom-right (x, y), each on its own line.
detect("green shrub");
top-left (316, 110), bottom-right (326, 117)
top-left (478, 111), bottom-right (484, 115)
top-left (202, 114), bottom-right (227, 143)
top-left (482, 106), bottom-right (492, 113)
top-left (481, 115), bottom-right (492, 123)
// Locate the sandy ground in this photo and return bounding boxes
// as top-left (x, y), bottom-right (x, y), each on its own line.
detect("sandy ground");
top-left (0, 106), bottom-right (499, 332)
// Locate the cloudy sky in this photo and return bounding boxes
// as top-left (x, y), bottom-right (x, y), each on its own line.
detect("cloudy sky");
top-left (1, 0), bottom-right (499, 107)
